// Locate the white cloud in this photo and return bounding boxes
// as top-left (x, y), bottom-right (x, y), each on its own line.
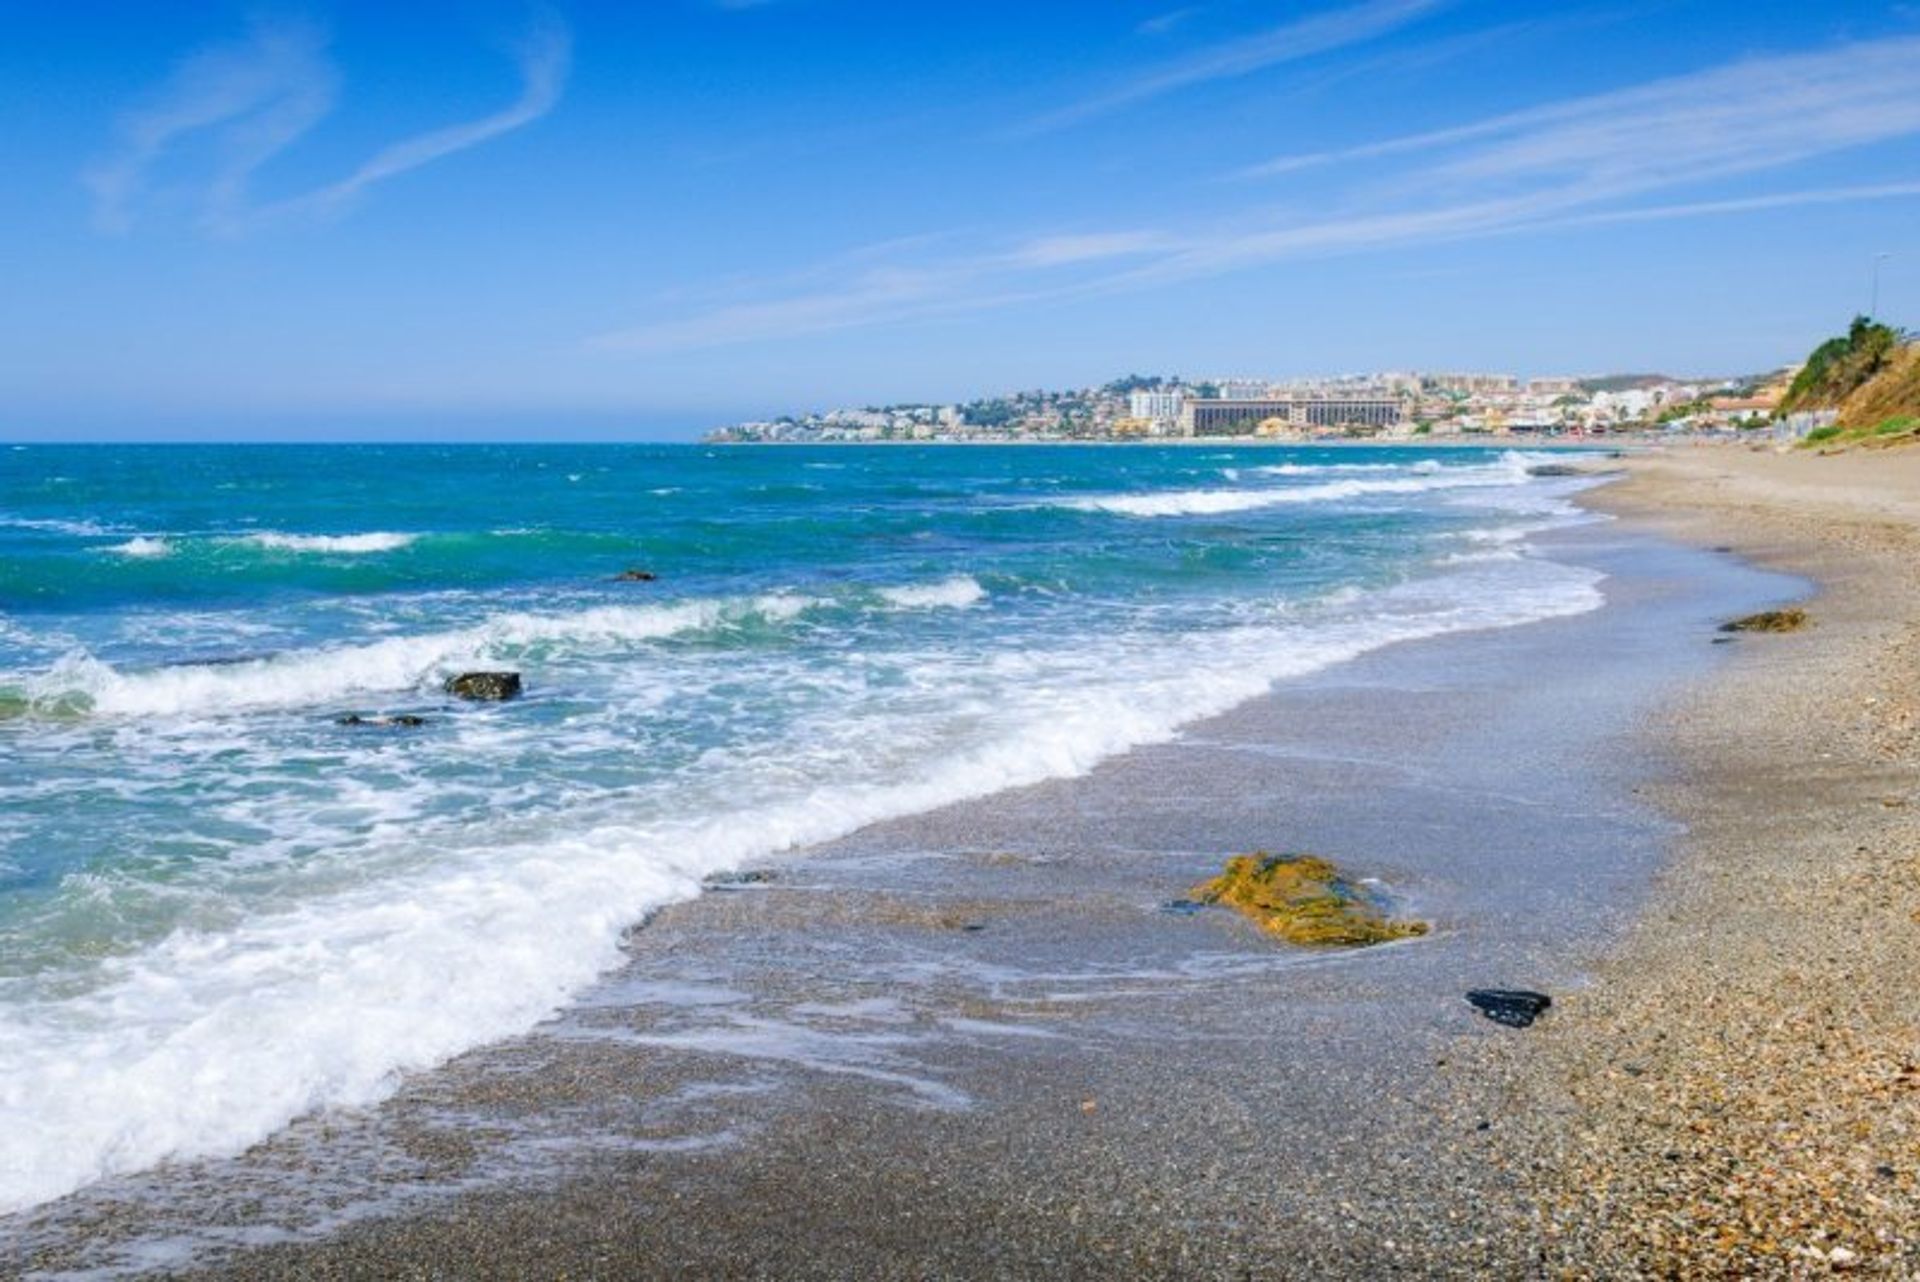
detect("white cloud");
top-left (86, 14), bottom-right (570, 235)
top-left (1136, 9), bottom-right (1200, 37)
top-left (595, 35), bottom-right (1920, 353)
top-left (85, 18), bottom-right (338, 234)
top-left (1026, 0), bottom-right (1450, 132)
top-left (1242, 36), bottom-right (1920, 185)
top-left (244, 17), bottom-right (570, 227)
top-left (1003, 230), bottom-right (1184, 267)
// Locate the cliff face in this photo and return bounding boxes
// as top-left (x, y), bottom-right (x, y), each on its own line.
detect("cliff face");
top-left (1840, 342), bottom-right (1920, 429)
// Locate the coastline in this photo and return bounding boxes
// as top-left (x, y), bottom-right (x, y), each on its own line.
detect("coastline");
top-left (700, 436), bottom-right (1638, 449)
top-left (11, 445), bottom-right (1916, 1276)
top-left (4, 477), bottom-right (1802, 1279)
top-left (1493, 445), bottom-right (1920, 1273)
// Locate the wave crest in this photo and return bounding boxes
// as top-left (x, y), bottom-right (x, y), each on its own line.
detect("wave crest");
top-left (877, 576), bottom-right (986, 609)
top-left (243, 532), bottom-right (420, 554)
top-left (1064, 455), bottom-right (1540, 518)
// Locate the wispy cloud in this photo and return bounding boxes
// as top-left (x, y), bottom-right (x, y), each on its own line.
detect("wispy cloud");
top-left (1240, 35), bottom-right (1920, 183)
top-left (1024, 0), bottom-right (1450, 132)
top-left (597, 35), bottom-right (1920, 353)
top-left (85, 17), bottom-right (338, 234)
top-left (86, 13), bottom-right (570, 235)
top-left (245, 17), bottom-right (570, 227)
top-left (1136, 8), bottom-right (1200, 37)
top-left (594, 229), bottom-right (1176, 351)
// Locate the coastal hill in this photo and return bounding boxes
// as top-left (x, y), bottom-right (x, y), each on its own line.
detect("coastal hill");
top-left (1840, 342), bottom-right (1920, 431)
top-left (1782, 316), bottom-right (1920, 448)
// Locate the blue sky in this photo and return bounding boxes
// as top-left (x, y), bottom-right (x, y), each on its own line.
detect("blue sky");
top-left (2, 0), bottom-right (1917, 439)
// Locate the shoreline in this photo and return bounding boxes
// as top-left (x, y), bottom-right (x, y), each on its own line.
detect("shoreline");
top-left (699, 436), bottom-right (1646, 449)
top-left (4, 479), bottom-right (1798, 1279)
top-left (1493, 445), bottom-right (1920, 1273)
top-left (10, 445), bottom-right (1916, 1276)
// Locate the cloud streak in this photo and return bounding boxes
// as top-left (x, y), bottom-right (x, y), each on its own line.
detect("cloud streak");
top-left (1241, 35), bottom-right (1920, 185)
top-left (85, 18), bottom-right (338, 234)
top-left (86, 14), bottom-right (570, 235)
top-left (1025, 0), bottom-right (1450, 132)
top-left (597, 35), bottom-right (1920, 353)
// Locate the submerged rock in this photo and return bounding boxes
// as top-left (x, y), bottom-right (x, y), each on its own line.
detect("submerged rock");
top-left (706, 869), bottom-right (776, 888)
top-left (1526, 463), bottom-right (1584, 477)
top-left (444, 671), bottom-right (523, 701)
top-left (1188, 853), bottom-right (1428, 947)
top-left (336, 713), bottom-right (428, 728)
top-left (1466, 989), bottom-right (1553, 1028)
top-left (613, 568), bottom-right (658, 582)
top-left (1720, 608), bottom-right (1808, 634)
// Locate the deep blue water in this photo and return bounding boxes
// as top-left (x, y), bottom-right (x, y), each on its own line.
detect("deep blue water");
top-left (0, 441), bottom-right (1602, 1213)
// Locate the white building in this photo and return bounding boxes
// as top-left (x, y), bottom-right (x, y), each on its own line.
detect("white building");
top-left (1128, 390), bottom-right (1186, 423)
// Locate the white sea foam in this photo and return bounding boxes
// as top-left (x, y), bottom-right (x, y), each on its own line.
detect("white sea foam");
top-left (1251, 461), bottom-right (1403, 476)
top-left (21, 596), bottom-right (812, 719)
top-left (0, 548), bottom-right (1606, 1216)
top-left (104, 537), bottom-right (173, 559)
top-left (243, 532), bottom-right (420, 554)
top-left (0, 514), bottom-right (121, 537)
top-left (13, 576), bottom-right (1005, 721)
top-left (1061, 452), bottom-right (1577, 519)
top-left (876, 576), bottom-right (986, 610)
top-left (1064, 460), bottom-right (1533, 517)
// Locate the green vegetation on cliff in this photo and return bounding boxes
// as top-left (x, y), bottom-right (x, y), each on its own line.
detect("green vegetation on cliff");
top-left (1781, 316), bottom-right (1904, 413)
top-left (1784, 319), bottom-right (1920, 449)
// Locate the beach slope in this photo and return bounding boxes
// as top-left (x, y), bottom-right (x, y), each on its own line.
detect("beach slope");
top-left (1507, 445), bottom-right (1920, 1274)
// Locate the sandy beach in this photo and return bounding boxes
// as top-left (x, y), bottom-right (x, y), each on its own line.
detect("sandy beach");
top-left (1496, 444), bottom-right (1920, 1275)
top-left (4, 444), bottom-right (1916, 1279)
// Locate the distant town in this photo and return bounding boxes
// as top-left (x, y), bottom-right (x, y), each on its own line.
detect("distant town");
top-left (703, 368), bottom-right (1806, 444)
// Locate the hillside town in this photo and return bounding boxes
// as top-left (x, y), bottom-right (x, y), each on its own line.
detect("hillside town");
top-left (703, 369), bottom-right (1800, 443)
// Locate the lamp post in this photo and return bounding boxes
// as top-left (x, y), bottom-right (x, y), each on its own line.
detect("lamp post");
top-left (1871, 252), bottom-right (1893, 319)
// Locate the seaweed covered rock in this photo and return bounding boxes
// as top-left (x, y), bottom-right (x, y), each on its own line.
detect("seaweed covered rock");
top-left (445, 671), bottom-right (523, 701)
top-left (1719, 609), bottom-right (1808, 634)
top-left (1189, 853), bottom-right (1428, 947)
top-left (336, 713), bottom-right (428, 728)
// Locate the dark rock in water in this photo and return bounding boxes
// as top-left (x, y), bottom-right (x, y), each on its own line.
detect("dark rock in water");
top-left (1466, 989), bottom-right (1552, 1028)
top-left (337, 713), bottom-right (429, 728)
top-left (1526, 463), bottom-right (1584, 477)
top-left (706, 869), bottom-right (775, 888)
top-left (445, 672), bottom-right (523, 701)
top-left (1161, 898), bottom-right (1207, 916)
top-left (1719, 608), bottom-right (1807, 634)
top-left (614, 568), bottom-right (658, 582)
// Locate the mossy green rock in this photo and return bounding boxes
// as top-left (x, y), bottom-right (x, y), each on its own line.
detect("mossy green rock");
top-left (1190, 853), bottom-right (1428, 947)
top-left (1719, 609), bottom-right (1808, 634)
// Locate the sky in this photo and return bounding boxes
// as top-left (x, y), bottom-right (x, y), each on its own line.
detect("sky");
top-left (1, 0), bottom-right (1917, 439)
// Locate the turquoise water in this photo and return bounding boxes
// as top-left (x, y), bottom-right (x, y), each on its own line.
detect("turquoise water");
top-left (0, 442), bottom-right (1602, 1213)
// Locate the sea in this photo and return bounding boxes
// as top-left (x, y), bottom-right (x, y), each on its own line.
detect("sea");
top-left (0, 442), bottom-right (1607, 1216)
